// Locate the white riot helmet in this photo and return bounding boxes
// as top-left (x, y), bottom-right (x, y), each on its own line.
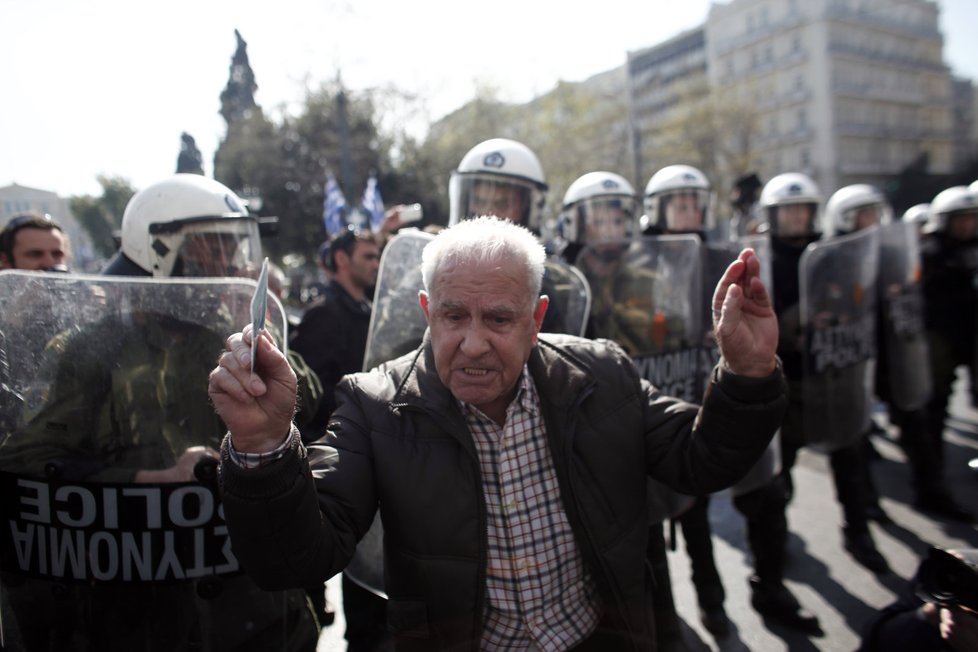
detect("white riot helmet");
top-left (642, 164), bottom-right (715, 235)
top-left (928, 185), bottom-right (978, 239)
top-left (558, 171), bottom-right (638, 245)
top-left (448, 138), bottom-right (548, 230)
top-left (759, 172), bottom-right (822, 238)
top-left (114, 174), bottom-right (262, 277)
top-left (901, 203), bottom-right (931, 231)
top-left (822, 184), bottom-right (893, 237)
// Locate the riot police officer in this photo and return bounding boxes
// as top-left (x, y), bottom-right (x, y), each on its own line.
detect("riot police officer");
top-left (826, 185), bottom-right (972, 523)
top-left (559, 169), bottom-right (694, 651)
top-left (0, 174), bottom-right (320, 650)
top-left (919, 184), bottom-right (978, 513)
top-left (646, 165), bottom-right (820, 635)
top-left (768, 174), bottom-right (891, 578)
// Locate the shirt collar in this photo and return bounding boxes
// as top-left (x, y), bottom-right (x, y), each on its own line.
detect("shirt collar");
top-left (459, 364), bottom-right (535, 422)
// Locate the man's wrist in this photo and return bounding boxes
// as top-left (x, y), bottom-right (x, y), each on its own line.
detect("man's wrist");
top-left (227, 424), bottom-right (298, 469)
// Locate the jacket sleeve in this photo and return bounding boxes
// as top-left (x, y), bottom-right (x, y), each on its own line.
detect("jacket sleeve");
top-left (644, 358), bottom-right (787, 495)
top-left (218, 382), bottom-right (379, 591)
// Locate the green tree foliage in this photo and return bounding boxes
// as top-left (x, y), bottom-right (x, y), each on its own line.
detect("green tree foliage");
top-left (215, 79), bottom-right (394, 260)
top-left (416, 76), bottom-right (633, 233)
top-left (521, 76), bottom-right (632, 224)
top-left (69, 175), bottom-right (135, 259)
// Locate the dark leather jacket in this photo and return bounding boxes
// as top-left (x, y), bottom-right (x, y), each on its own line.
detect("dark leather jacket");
top-left (220, 333), bottom-right (786, 651)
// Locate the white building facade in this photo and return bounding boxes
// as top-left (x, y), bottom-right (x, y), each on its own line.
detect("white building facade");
top-left (624, 0), bottom-right (960, 203)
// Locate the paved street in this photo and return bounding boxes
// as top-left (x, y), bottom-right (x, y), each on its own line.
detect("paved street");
top-left (317, 372), bottom-right (978, 651)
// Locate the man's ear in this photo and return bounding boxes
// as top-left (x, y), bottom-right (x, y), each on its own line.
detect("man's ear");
top-left (532, 295), bottom-right (549, 333)
top-left (419, 291), bottom-right (430, 324)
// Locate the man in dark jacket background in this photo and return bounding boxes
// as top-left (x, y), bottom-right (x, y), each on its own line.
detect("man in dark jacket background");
top-left (291, 228), bottom-right (380, 443)
top-left (210, 216), bottom-right (787, 651)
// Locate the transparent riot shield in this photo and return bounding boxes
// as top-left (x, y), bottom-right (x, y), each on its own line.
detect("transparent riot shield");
top-left (351, 231), bottom-right (591, 597)
top-left (576, 236), bottom-right (703, 401)
top-left (540, 260), bottom-right (591, 337)
top-left (878, 221), bottom-right (932, 411)
top-left (799, 227), bottom-right (880, 452)
top-left (575, 235), bottom-right (701, 522)
top-left (363, 230), bottom-right (434, 372)
top-left (703, 236), bottom-right (781, 495)
top-left (0, 271), bottom-right (318, 652)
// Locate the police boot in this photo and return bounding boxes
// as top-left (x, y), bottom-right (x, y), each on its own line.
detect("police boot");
top-left (843, 528), bottom-right (890, 575)
top-left (748, 576), bottom-right (821, 634)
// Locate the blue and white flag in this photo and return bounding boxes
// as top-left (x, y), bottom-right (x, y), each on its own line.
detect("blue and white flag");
top-left (361, 173), bottom-right (385, 231)
top-left (323, 173), bottom-right (348, 237)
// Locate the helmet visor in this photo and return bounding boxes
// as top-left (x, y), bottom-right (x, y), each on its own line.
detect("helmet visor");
top-left (577, 196), bottom-right (638, 243)
top-left (769, 202), bottom-right (818, 237)
top-left (453, 173), bottom-right (540, 226)
top-left (172, 218), bottom-right (262, 278)
top-left (660, 189), bottom-right (711, 233)
top-left (843, 202), bottom-right (890, 232)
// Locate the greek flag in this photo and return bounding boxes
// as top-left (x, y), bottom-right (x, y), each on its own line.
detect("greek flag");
top-left (322, 173), bottom-right (348, 237)
top-left (361, 173), bottom-right (385, 231)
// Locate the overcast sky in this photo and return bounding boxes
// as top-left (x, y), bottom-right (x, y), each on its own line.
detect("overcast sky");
top-left (2, 0), bottom-right (976, 198)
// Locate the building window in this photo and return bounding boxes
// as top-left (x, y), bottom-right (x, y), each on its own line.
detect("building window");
top-left (801, 148), bottom-right (811, 167)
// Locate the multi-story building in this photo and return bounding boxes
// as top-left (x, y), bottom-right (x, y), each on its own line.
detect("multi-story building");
top-left (951, 77), bottom-right (977, 170)
top-left (624, 0), bottom-right (960, 207)
top-left (626, 28), bottom-right (712, 189)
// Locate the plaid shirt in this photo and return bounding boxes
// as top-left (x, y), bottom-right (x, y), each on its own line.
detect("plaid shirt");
top-left (463, 368), bottom-right (601, 651)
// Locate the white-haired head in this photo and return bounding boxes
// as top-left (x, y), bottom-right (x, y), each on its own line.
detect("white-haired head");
top-left (421, 215), bottom-right (546, 304)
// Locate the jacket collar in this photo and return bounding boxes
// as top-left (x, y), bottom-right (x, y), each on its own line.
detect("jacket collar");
top-left (393, 333), bottom-right (596, 420)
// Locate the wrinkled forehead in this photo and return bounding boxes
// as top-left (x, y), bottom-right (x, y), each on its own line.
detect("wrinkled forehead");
top-left (428, 255), bottom-right (535, 304)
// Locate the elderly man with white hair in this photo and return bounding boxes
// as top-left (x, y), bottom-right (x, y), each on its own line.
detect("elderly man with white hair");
top-left (209, 215), bottom-right (787, 651)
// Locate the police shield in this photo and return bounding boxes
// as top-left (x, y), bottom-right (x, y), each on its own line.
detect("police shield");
top-left (575, 235), bottom-right (701, 522)
top-left (703, 236), bottom-right (781, 495)
top-left (363, 230), bottom-right (434, 372)
top-left (0, 271), bottom-right (319, 651)
top-left (576, 235), bottom-right (703, 402)
top-left (799, 227), bottom-right (880, 451)
top-left (878, 221), bottom-right (932, 410)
